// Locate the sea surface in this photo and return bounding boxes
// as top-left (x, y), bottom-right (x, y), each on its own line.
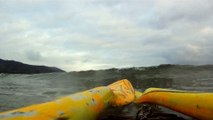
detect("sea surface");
top-left (1, 65), bottom-right (213, 119)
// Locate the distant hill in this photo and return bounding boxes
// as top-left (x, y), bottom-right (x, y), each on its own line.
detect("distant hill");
top-left (0, 59), bottom-right (65, 74)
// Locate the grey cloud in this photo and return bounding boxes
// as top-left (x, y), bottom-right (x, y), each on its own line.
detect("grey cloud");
top-left (1, 0), bottom-right (213, 71)
top-left (143, 0), bottom-right (213, 29)
top-left (25, 50), bottom-right (43, 61)
top-left (161, 45), bottom-right (213, 65)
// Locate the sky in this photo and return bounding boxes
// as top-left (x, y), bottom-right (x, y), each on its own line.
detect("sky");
top-left (0, 0), bottom-right (213, 71)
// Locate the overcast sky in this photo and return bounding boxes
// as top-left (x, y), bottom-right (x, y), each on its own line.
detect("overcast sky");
top-left (1, 0), bottom-right (213, 71)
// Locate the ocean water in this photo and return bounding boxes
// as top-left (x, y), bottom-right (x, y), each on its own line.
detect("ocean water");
top-left (0, 65), bottom-right (213, 119)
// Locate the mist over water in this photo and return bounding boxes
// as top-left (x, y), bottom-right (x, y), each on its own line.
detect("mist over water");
top-left (1, 65), bottom-right (213, 119)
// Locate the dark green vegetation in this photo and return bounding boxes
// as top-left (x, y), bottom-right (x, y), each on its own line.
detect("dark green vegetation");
top-left (0, 59), bottom-right (64, 74)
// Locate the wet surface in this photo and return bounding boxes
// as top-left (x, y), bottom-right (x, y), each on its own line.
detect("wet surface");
top-left (0, 65), bottom-right (213, 119)
top-left (136, 104), bottom-right (193, 120)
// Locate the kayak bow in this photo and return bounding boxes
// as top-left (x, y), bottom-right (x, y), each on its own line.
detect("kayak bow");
top-left (2, 79), bottom-right (213, 120)
top-left (135, 88), bottom-right (213, 120)
top-left (0, 79), bottom-right (135, 120)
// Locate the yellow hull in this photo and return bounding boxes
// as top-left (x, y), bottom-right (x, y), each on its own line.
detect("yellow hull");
top-left (0, 79), bottom-right (135, 120)
top-left (1, 79), bottom-right (213, 120)
top-left (135, 88), bottom-right (213, 120)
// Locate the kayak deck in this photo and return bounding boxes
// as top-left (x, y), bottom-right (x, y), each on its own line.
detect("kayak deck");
top-left (0, 79), bottom-right (209, 120)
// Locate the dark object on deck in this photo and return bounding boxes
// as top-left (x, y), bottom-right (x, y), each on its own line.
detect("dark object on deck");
top-left (136, 104), bottom-right (186, 120)
top-left (99, 115), bottom-right (134, 120)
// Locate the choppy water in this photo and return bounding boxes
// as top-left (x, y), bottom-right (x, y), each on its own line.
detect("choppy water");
top-left (0, 65), bottom-right (213, 119)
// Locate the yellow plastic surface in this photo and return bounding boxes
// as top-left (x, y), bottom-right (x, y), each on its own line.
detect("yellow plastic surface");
top-left (135, 88), bottom-right (213, 120)
top-left (108, 79), bottom-right (135, 106)
top-left (2, 79), bottom-right (213, 120)
top-left (0, 79), bottom-right (135, 120)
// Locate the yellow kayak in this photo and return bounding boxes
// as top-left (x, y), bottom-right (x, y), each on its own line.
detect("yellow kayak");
top-left (1, 79), bottom-right (213, 120)
top-left (0, 79), bottom-right (135, 120)
top-left (135, 88), bottom-right (213, 120)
